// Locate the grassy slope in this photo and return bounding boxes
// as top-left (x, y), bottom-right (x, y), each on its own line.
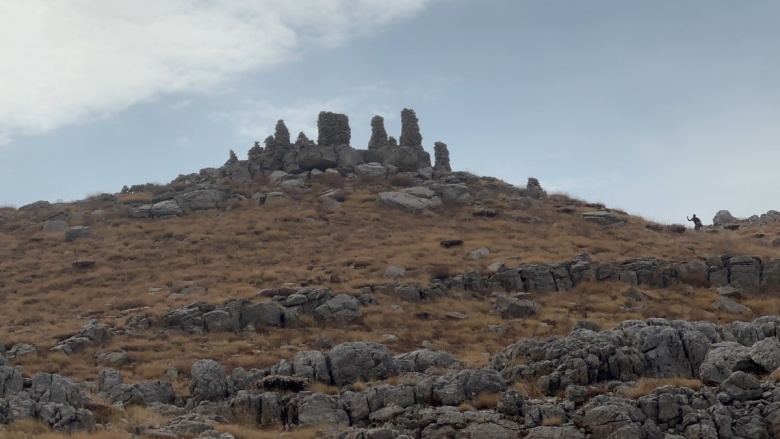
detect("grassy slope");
top-left (1, 174), bottom-right (778, 389)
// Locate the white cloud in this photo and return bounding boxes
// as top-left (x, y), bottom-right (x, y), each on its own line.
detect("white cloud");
top-left (0, 0), bottom-right (433, 139)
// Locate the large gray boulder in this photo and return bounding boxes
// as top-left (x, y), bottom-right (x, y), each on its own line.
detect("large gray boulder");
top-left (150, 200), bottom-right (182, 218)
top-left (377, 192), bottom-right (441, 213)
top-left (239, 301), bottom-right (284, 328)
top-left (190, 359), bottom-right (229, 402)
top-left (51, 320), bottom-right (112, 355)
top-left (42, 220), bottom-right (69, 232)
top-left (748, 337), bottom-right (780, 372)
top-left (456, 369), bottom-right (507, 396)
top-left (713, 210), bottom-right (738, 226)
top-left (355, 162), bottom-right (386, 177)
top-left (491, 294), bottom-right (540, 319)
top-left (314, 294), bottom-right (362, 323)
top-left (328, 342), bottom-right (397, 386)
top-left (176, 189), bottom-right (227, 211)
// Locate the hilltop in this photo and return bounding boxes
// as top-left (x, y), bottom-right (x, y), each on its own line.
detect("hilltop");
top-left (2, 109), bottom-right (780, 438)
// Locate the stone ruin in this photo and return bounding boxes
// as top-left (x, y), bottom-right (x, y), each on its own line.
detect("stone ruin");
top-left (221, 108), bottom-right (444, 178)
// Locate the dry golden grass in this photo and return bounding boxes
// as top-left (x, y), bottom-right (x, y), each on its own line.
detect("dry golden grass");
top-left (1, 177), bottom-right (779, 384)
top-left (473, 392), bottom-right (501, 409)
top-left (541, 415), bottom-right (565, 427)
top-left (622, 377), bottom-right (703, 399)
top-left (215, 425), bottom-right (323, 439)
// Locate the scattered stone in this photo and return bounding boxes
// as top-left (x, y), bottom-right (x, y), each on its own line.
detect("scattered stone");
top-left (314, 294), bottom-right (362, 323)
top-left (190, 359), bottom-right (229, 402)
top-left (377, 192), bottom-right (441, 212)
top-left (8, 343), bottom-right (37, 359)
top-left (712, 297), bottom-right (751, 314)
top-left (716, 285), bottom-right (744, 298)
top-left (355, 162), bottom-right (386, 177)
top-left (623, 287), bottom-right (651, 301)
top-left (384, 265), bottom-right (406, 279)
top-left (581, 211), bottom-right (624, 225)
top-left (42, 220), bottom-right (69, 232)
top-left (467, 247), bottom-right (490, 260)
top-left (71, 259), bottom-right (95, 269)
top-left (440, 239), bottom-right (464, 248)
top-left (445, 312), bottom-right (469, 320)
top-left (491, 293), bottom-right (540, 319)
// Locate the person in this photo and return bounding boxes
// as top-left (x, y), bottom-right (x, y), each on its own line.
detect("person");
top-left (687, 214), bottom-right (703, 230)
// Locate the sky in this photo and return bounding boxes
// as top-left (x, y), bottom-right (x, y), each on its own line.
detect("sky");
top-left (1, 0), bottom-right (779, 225)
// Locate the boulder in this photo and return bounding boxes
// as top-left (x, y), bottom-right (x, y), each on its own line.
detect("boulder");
top-left (467, 247), bottom-right (490, 260)
top-left (456, 368), bottom-right (507, 396)
top-left (713, 210), bottom-right (737, 226)
top-left (383, 265), bottom-right (406, 279)
top-left (402, 186), bottom-right (436, 199)
top-left (293, 351), bottom-right (331, 383)
top-left (699, 342), bottom-right (760, 385)
top-left (189, 359), bottom-right (229, 402)
top-left (748, 337), bottom-right (780, 372)
top-left (355, 162), bottom-right (386, 177)
top-left (296, 393), bottom-right (349, 427)
top-left (150, 200), bottom-right (182, 218)
top-left (581, 211), bottom-right (624, 225)
top-left (525, 426), bottom-right (585, 439)
top-left (720, 371), bottom-right (762, 401)
top-left (712, 297), bottom-right (751, 314)
top-left (175, 189), bottom-right (227, 211)
top-left (328, 342), bottom-right (397, 386)
top-left (314, 294), bottom-right (362, 323)
top-left (377, 192), bottom-right (441, 212)
top-left (491, 294), bottom-right (540, 319)
top-left (42, 220), bottom-right (69, 232)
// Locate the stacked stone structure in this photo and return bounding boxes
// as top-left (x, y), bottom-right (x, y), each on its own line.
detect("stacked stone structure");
top-left (317, 112), bottom-right (351, 146)
top-left (433, 142), bottom-right (451, 172)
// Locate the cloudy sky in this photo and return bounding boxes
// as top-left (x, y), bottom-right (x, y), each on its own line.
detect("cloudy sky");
top-left (1, 0), bottom-right (779, 224)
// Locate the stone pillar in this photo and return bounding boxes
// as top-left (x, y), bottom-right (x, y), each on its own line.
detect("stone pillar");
top-left (527, 177), bottom-right (544, 199)
top-left (399, 108), bottom-right (423, 150)
top-left (248, 141), bottom-right (263, 161)
top-left (224, 149), bottom-right (239, 166)
top-left (273, 120), bottom-right (291, 148)
top-left (294, 132), bottom-right (315, 148)
top-left (317, 111), bottom-right (351, 146)
top-left (433, 142), bottom-right (451, 172)
top-left (368, 115), bottom-right (389, 150)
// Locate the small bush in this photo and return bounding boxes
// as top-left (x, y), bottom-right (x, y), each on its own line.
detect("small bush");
top-left (666, 224), bottom-right (687, 234)
top-left (388, 173), bottom-right (415, 187)
top-left (474, 392), bottom-right (501, 409)
top-left (319, 173), bottom-right (345, 188)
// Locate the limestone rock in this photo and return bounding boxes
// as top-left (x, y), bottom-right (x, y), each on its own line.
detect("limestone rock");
top-left (712, 297), bottom-right (751, 314)
top-left (713, 210), bottom-right (738, 226)
top-left (433, 141), bottom-right (452, 173)
top-left (355, 162), bottom-right (386, 177)
top-left (581, 211), bottom-right (624, 225)
top-left (189, 360), bottom-right (229, 402)
top-left (328, 342), bottom-right (397, 386)
top-left (377, 192), bottom-right (441, 212)
top-left (491, 294), bottom-right (540, 319)
top-left (42, 220), bottom-right (69, 232)
top-left (314, 294), bottom-right (362, 323)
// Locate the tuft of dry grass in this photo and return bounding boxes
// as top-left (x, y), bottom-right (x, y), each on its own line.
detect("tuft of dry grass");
top-left (215, 425), bottom-right (323, 439)
top-left (473, 392), bottom-right (501, 410)
top-left (622, 377), bottom-right (702, 399)
top-left (541, 415), bottom-right (565, 426)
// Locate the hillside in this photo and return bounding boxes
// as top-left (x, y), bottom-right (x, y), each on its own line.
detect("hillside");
top-left (2, 110), bottom-right (780, 438)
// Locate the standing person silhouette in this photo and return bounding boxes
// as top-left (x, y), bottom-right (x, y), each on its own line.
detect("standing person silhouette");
top-left (687, 214), bottom-right (703, 230)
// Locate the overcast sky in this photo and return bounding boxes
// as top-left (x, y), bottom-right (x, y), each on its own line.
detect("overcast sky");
top-left (1, 0), bottom-right (779, 224)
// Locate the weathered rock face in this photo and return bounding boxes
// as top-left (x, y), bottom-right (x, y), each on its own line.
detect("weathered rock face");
top-left (318, 111), bottom-right (351, 147)
top-left (51, 320), bottom-right (112, 355)
top-left (314, 294), bottom-right (362, 323)
top-left (190, 359), bottom-right (229, 402)
top-left (433, 141), bottom-right (452, 173)
top-left (329, 342), bottom-right (397, 386)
